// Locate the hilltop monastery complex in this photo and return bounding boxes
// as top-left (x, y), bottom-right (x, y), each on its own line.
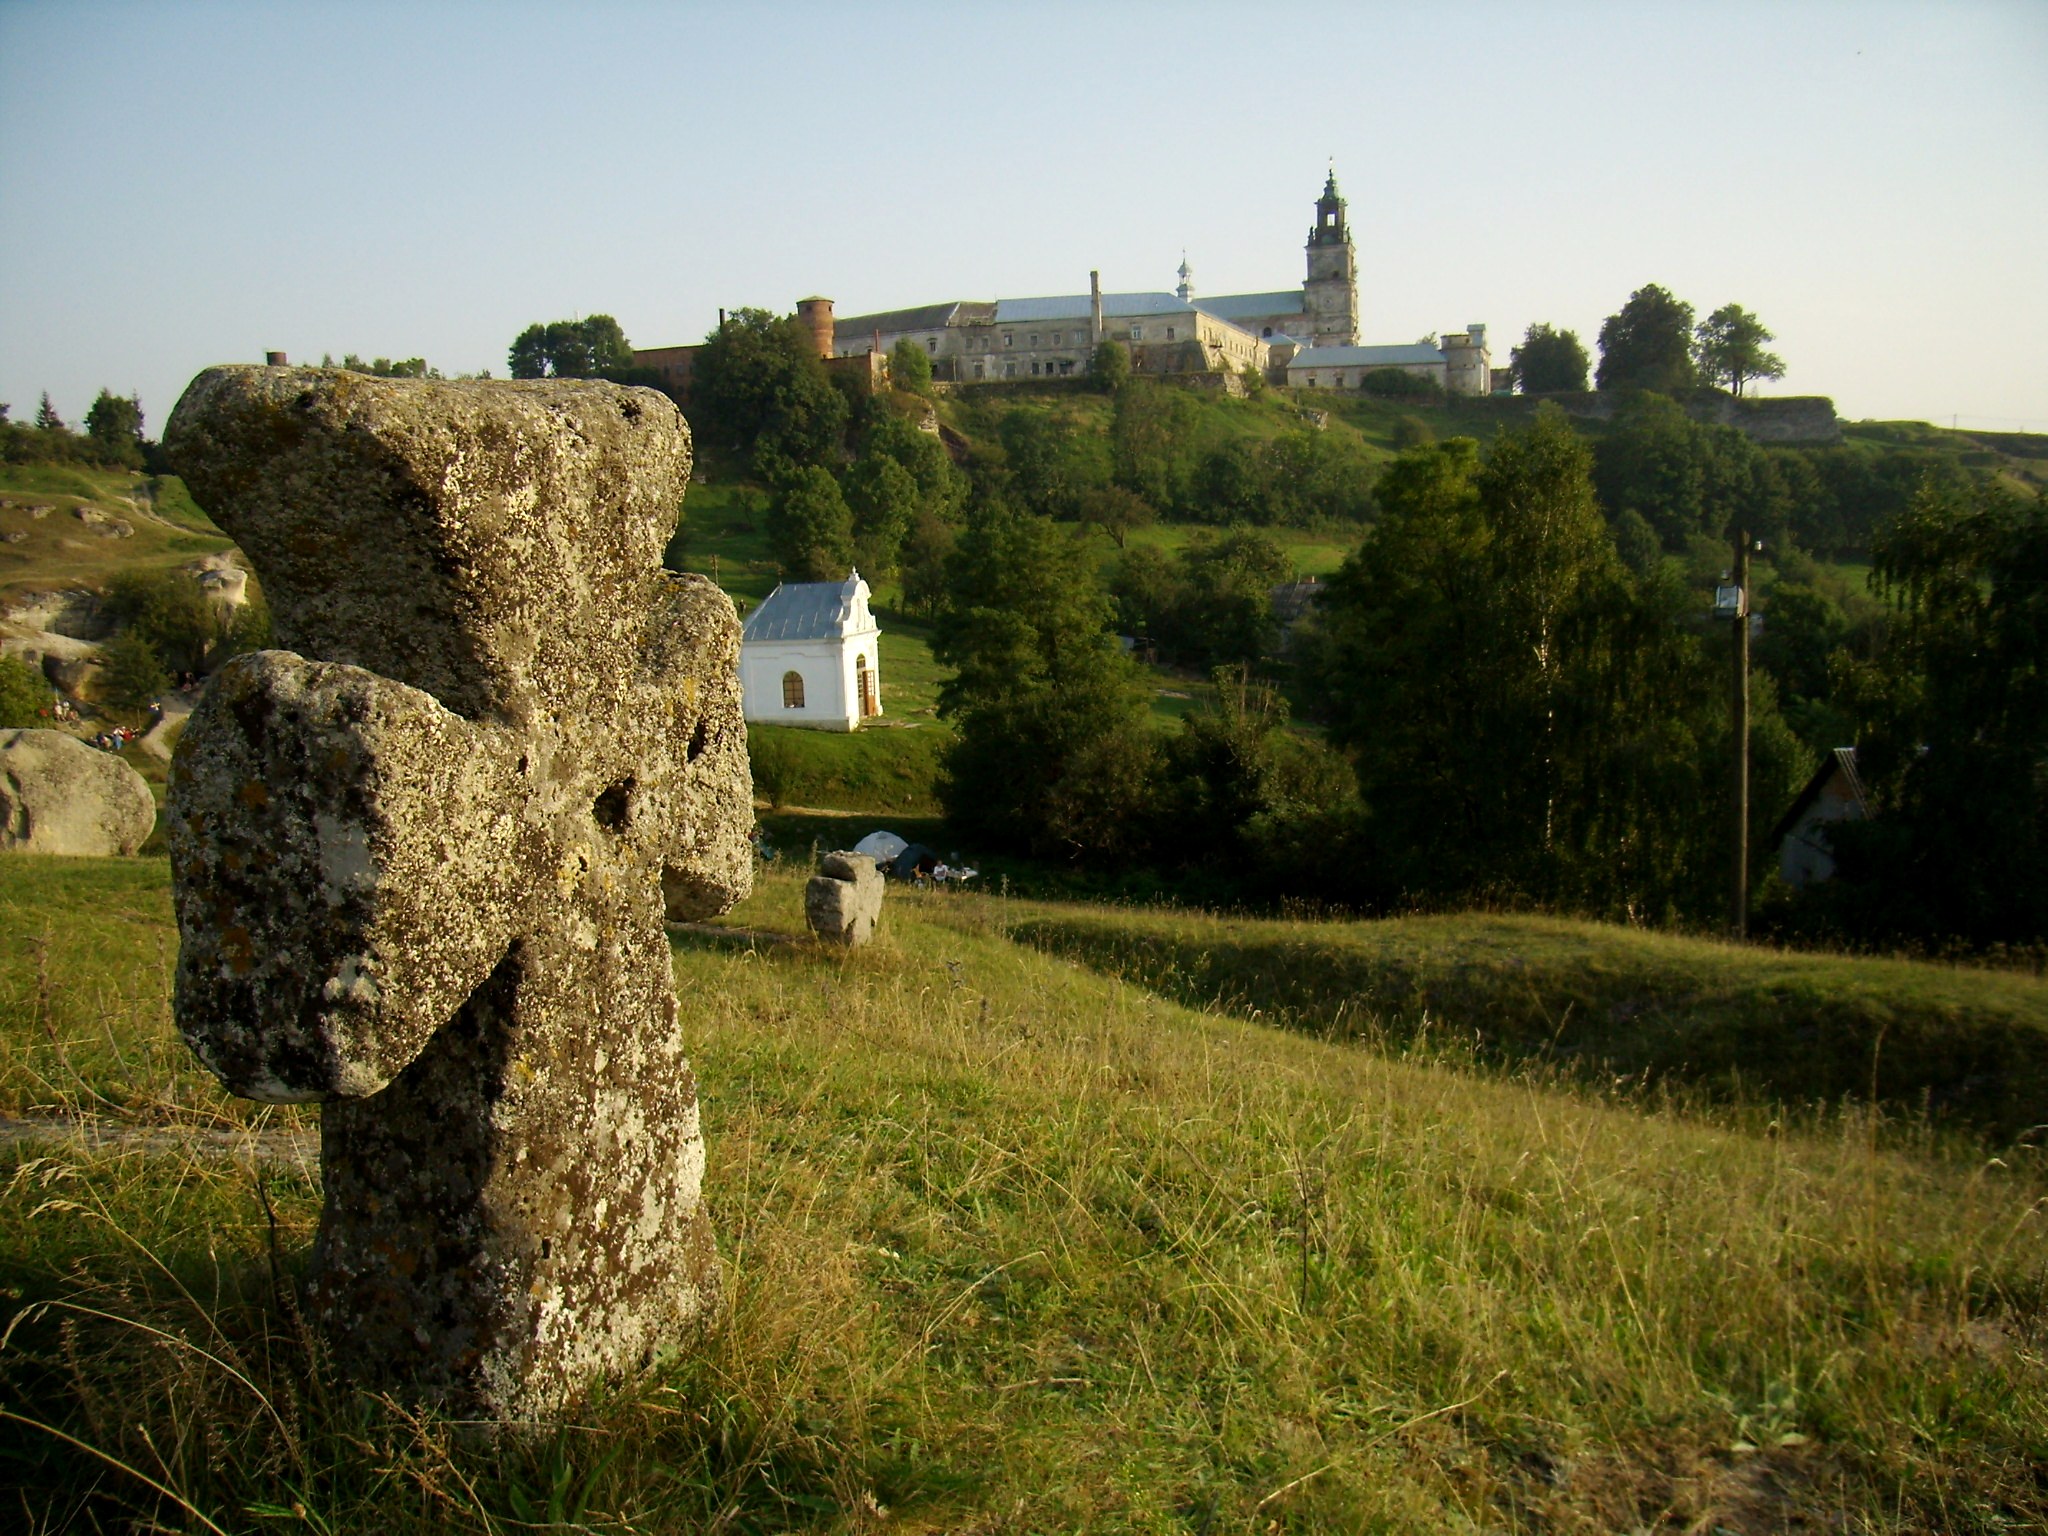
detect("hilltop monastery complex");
top-left (634, 170), bottom-right (1501, 400)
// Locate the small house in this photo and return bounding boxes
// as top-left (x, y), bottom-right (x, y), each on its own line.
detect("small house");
top-left (739, 572), bottom-right (881, 732)
top-left (1771, 747), bottom-right (1868, 887)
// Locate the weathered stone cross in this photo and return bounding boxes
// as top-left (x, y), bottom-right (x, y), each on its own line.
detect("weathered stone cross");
top-left (163, 367), bottom-right (752, 1418)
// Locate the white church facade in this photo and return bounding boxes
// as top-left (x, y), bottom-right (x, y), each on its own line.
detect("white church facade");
top-left (738, 572), bottom-right (882, 732)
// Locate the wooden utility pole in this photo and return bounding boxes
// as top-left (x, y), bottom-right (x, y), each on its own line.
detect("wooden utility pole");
top-left (1731, 528), bottom-right (1751, 940)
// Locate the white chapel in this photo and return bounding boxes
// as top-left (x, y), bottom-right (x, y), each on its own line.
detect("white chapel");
top-left (738, 572), bottom-right (882, 731)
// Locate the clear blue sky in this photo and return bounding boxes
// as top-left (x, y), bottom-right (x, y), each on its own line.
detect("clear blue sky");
top-left (4, 0), bottom-right (2044, 435)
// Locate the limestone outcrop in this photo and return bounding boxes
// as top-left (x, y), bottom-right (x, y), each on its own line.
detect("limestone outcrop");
top-left (806, 850), bottom-right (884, 946)
top-left (0, 728), bottom-right (156, 855)
top-left (163, 365), bottom-right (752, 1420)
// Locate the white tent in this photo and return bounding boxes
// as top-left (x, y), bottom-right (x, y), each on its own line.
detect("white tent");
top-left (853, 830), bottom-right (908, 864)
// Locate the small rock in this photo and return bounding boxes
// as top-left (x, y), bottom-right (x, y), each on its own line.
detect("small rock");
top-left (806, 850), bottom-right (884, 946)
top-left (2, 530), bottom-right (25, 544)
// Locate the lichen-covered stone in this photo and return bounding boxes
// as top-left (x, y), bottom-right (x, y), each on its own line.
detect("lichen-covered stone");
top-left (0, 728), bottom-right (157, 856)
top-left (805, 850), bottom-right (884, 946)
top-left (163, 366), bottom-right (752, 1420)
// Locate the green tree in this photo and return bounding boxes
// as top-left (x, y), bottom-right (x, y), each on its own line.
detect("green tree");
top-left (34, 393), bottom-right (64, 432)
top-left (1177, 527), bottom-right (1292, 668)
top-left (767, 466), bottom-right (856, 581)
top-left (998, 410), bottom-right (1080, 518)
top-left (0, 653), bottom-right (52, 727)
top-left (860, 408), bottom-right (968, 525)
top-left (1755, 581), bottom-right (1851, 750)
top-left (841, 452), bottom-right (918, 574)
top-left (1191, 440), bottom-right (1272, 525)
top-left (83, 390), bottom-right (144, 466)
top-left (1110, 381), bottom-right (1195, 511)
top-left (1088, 338), bottom-right (1130, 392)
top-left (898, 510), bottom-right (958, 617)
top-left (98, 630), bottom-right (169, 713)
top-left (691, 307), bottom-right (849, 475)
top-left (506, 315), bottom-right (635, 380)
top-left (1307, 409), bottom-right (1779, 919)
top-left (1825, 480), bottom-right (2048, 945)
top-left (105, 569), bottom-right (216, 675)
top-left (1509, 322), bottom-right (1590, 393)
top-left (1595, 284), bottom-right (1697, 393)
top-left (889, 337), bottom-right (934, 395)
top-left (1593, 393), bottom-right (1781, 550)
top-left (1076, 484), bottom-right (1154, 549)
top-left (934, 506), bottom-right (1157, 860)
top-left (1693, 303), bottom-right (1786, 397)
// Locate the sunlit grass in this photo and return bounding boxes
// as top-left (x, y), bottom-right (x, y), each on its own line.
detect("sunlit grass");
top-left (4, 860), bottom-right (2042, 1532)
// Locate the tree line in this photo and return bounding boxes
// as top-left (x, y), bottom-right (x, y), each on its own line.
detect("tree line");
top-left (923, 404), bottom-right (2044, 951)
top-left (2, 391), bottom-right (152, 470)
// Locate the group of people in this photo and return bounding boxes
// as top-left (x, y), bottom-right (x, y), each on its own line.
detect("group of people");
top-left (91, 723), bottom-right (140, 752)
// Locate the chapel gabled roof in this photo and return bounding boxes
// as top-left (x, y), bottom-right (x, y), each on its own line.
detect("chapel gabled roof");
top-left (741, 573), bottom-right (875, 643)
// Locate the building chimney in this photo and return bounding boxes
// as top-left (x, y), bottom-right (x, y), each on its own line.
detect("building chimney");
top-left (1090, 271), bottom-right (1103, 346)
top-left (265, 351), bottom-right (287, 367)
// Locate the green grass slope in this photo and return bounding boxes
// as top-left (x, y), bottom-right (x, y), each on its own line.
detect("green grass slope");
top-left (2, 858), bottom-right (2043, 1532)
top-left (0, 466), bottom-right (229, 606)
top-left (1009, 905), bottom-right (2048, 1141)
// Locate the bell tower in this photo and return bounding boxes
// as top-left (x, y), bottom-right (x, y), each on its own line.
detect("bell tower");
top-left (1303, 166), bottom-right (1359, 346)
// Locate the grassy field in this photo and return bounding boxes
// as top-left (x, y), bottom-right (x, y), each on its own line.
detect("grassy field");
top-left (2, 856), bottom-right (2044, 1532)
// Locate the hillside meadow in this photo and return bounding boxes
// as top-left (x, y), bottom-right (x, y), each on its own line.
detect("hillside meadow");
top-left (2, 855), bottom-right (2044, 1533)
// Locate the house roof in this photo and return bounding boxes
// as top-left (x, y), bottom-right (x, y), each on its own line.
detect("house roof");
top-left (1196, 291), bottom-right (1307, 321)
top-left (1769, 747), bottom-right (1867, 847)
top-left (741, 574), bottom-right (875, 643)
top-left (1289, 343), bottom-right (1445, 369)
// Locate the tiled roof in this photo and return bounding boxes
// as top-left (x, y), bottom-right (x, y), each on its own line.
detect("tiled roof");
top-left (741, 574), bottom-right (874, 643)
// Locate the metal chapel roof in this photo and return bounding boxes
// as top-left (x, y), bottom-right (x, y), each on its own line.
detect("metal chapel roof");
top-left (741, 574), bottom-right (876, 644)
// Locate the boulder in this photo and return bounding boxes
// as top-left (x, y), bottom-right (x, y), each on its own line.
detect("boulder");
top-left (42, 653), bottom-right (99, 694)
top-left (806, 850), bottom-right (884, 946)
top-left (0, 728), bottom-right (156, 855)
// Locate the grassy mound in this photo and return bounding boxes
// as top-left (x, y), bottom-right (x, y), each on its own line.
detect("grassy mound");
top-left (2, 859), bottom-right (2043, 1531)
top-left (1009, 905), bottom-right (2048, 1140)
